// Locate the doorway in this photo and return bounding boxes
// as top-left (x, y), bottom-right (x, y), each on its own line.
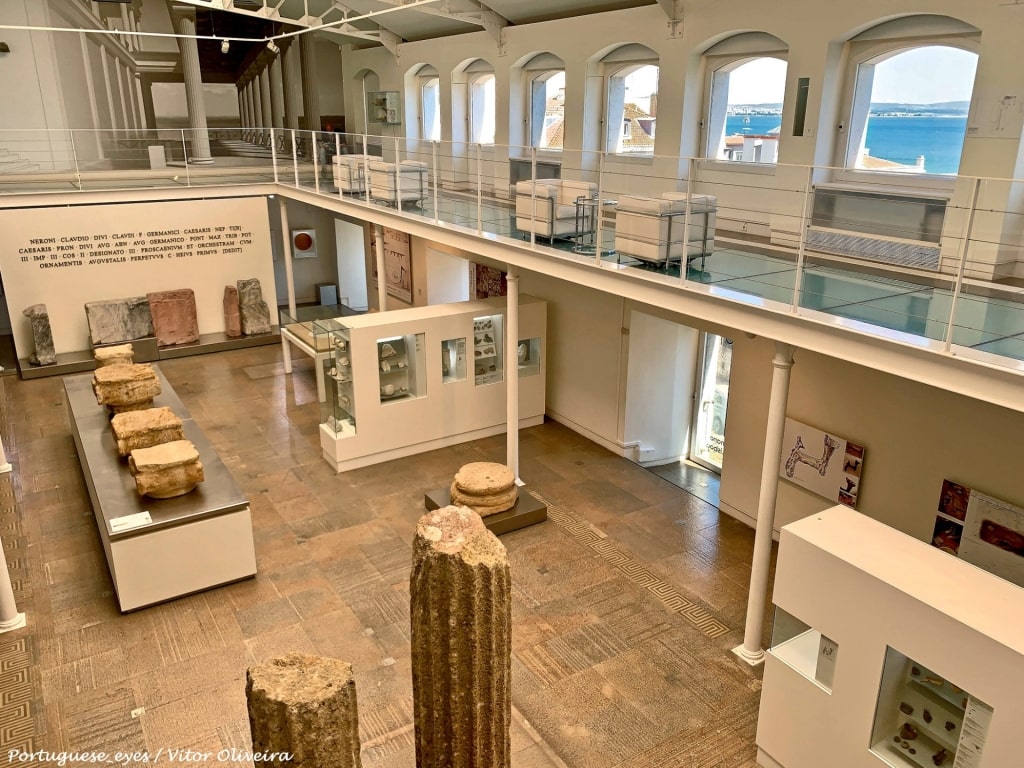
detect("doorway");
top-left (690, 333), bottom-right (733, 471)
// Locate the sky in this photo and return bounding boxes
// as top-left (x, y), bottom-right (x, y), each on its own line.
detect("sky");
top-left (726, 46), bottom-right (978, 106)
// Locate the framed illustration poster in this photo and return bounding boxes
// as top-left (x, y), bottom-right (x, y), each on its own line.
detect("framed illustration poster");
top-left (383, 227), bottom-right (412, 303)
top-left (931, 480), bottom-right (1024, 588)
top-left (778, 418), bottom-right (865, 508)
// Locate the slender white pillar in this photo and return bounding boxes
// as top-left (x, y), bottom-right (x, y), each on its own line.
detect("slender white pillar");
top-left (100, 48), bottom-right (119, 130)
top-left (135, 75), bottom-right (148, 130)
top-left (170, 4), bottom-right (213, 163)
top-left (269, 54), bottom-right (285, 130)
top-left (140, 74), bottom-right (157, 131)
top-left (278, 197), bottom-right (296, 318)
top-left (237, 87), bottom-right (246, 131)
top-left (374, 225), bottom-right (387, 312)
top-left (299, 35), bottom-right (320, 131)
top-left (733, 342), bottom-right (795, 666)
top-left (79, 34), bottom-right (105, 158)
top-left (117, 61), bottom-right (132, 133)
top-left (252, 75), bottom-right (264, 135)
top-left (0, 433), bottom-right (10, 474)
top-left (505, 266), bottom-right (521, 484)
top-left (245, 80), bottom-right (256, 135)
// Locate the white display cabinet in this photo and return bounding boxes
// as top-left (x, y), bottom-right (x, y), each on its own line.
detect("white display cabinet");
top-left (318, 296), bottom-right (546, 472)
top-left (757, 505), bottom-right (1023, 768)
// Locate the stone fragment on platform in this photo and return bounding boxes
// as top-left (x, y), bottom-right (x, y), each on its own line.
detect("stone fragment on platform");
top-left (85, 296), bottom-right (154, 345)
top-left (411, 506), bottom-right (511, 768)
top-left (449, 461), bottom-right (518, 517)
top-left (237, 278), bottom-right (272, 335)
top-left (92, 363), bottom-right (161, 413)
top-left (94, 343), bottom-right (134, 367)
top-left (223, 285), bottom-right (242, 337)
top-left (147, 289), bottom-right (199, 346)
top-left (128, 440), bottom-right (204, 498)
top-left (110, 407), bottom-right (185, 458)
top-left (246, 653), bottom-right (363, 768)
top-left (23, 304), bottom-right (56, 366)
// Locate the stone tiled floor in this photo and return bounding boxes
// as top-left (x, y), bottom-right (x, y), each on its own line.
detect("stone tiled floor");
top-left (0, 345), bottom-right (775, 768)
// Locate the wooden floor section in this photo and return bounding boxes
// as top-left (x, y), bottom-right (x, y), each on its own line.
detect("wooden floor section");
top-left (0, 345), bottom-right (775, 768)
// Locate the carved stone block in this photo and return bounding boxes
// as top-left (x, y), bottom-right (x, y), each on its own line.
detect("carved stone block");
top-left (23, 304), bottom-right (56, 366)
top-left (128, 440), bottom-right (204, 498)
top-left (85, 296), bottom-right (154, 345)
top-left (246, 653), bottom-right (363, 768)
top-left (147, 289), bottom-right (199, 346)
top-left (94, 343), bottom-right (134, 368)
top-left (237, 277), bottom-right (265, 306)
top-left (240, 301), bottom-right (272, 335)
top-left (110, 407), bottom-right (184, 458)
top-left (411, 506), bottom-right (511, 768)
top-left (92, 363), bottom-right (161, 413)
top-left (223, 285), bottom-right (242, 338)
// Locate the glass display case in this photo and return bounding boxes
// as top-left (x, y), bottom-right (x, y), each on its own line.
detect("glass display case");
top-left (473, 314), bottom-right (503, 386)
top-left (517, 337), bottom-right (542, 377)
top-left (441, 337), bottom-right (467, 383)
top-left (870, 648), bottom-right (992, 768)
top-left (377, 333), bottom-right (426, 403)
top-left (769, 607), bottom-right (839, 692)
top-left (315, 318), bottom-right (356, 435)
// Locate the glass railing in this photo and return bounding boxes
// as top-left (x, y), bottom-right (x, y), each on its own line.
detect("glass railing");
top-left (3, 127), bottom-right (1023, 372)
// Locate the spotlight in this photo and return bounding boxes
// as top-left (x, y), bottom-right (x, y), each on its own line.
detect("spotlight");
top-left (220, 39), bottom-right (230, 54)
top-left (266, 40), bottom-right (280, 54)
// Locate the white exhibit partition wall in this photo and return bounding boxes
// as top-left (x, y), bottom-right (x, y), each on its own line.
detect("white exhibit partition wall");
top-left (757, 505), bottom-right (1024, 768)
top-left (320, 295), bottom-right (546, 472)
top-left (0, 197), bottom-right (276, 357)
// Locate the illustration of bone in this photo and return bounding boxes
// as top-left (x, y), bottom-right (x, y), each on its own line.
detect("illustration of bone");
top-left (844, 457), bottom-right (862, 473)
top-left (785, 434), bottom-right (842, 478)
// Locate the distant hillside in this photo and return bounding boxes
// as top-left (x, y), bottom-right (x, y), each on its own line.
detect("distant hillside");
top-left (869, 101), bottom-right (969, 115)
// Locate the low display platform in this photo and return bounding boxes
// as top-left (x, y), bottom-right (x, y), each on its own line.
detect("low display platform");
top-left (424, 486), bottom-right (547, 535)
top-left (65, 368), bottom-right (257, 612)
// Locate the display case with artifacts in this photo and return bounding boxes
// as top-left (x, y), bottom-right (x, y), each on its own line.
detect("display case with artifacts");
top-left (441, 337), bottom-right (467, 383)
top-left (473, 314), bottom-right (503, 386)
top-left (314, 318), bottom-right (356, 435)
top-left (377, 333), bottom-right (426, 403)
top-left (517, 337), bottom-right (542, 378)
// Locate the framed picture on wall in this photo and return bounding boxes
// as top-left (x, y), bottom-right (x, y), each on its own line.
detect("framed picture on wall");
top-left (367, 91), bottom-right (402, 125)
top-left (778, 418), bottom-right (865, 508)
top-left (383, 227), bottom-right (412, 303)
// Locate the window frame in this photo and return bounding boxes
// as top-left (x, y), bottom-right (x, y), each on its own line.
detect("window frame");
top-left (419, 74), bottom-right (441, 142)
top-left (529, 69), bottom-right (565, 151)
top-left (468, 72), bottom-right (496, 145)
top-left (604, 60), bottom-right (660, 156)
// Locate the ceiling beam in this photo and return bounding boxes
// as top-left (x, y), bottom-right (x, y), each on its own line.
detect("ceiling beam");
top-left (656, 0), bottom-right (683, 38)
top-left (375, 0), bottom-right (509, 55)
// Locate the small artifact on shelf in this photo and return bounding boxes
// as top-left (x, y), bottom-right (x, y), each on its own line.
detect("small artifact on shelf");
top-left (899, 702), bottom-right (914, 716)
top-left (128, 439), bottom-right (204, 498)
top-left (382, 383), bottom-right (395, 397)
top-left (944, 721), bottom-right (956, 732)
top-left (922, 709), bottom-right (932, 723)
top-left (517, 343), bottom-right (528, 364)
top-left (449, 461), bottom-right (518, 517)
top-left (932, 748), bottom-right (948, 766)
top-left (110, 406), bottom-right (184, 458)
top-left (339, 357), bottom-right (349, 367)
top-left (899, 723), bottom-right (918, 741)
top-left (23, 304), bottom-right (57, 366)
top-left (379, 342), bottom-right (397, 359)
top-left (94, 343), bottom-right (134, 368)
top-left (92, 363), bottom-right (161, 414)
top-left (381, 360), bottom-right (391, 373)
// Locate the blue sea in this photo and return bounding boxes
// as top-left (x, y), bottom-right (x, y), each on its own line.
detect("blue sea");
top-left (724, 115), bottom-right (968, 175)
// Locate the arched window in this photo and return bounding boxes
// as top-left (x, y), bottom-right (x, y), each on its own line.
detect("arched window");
top-left (523, 53), bottom-right (565, 150)
top-left (702, 33), bottom-right (788, 164)
top-left (470, 74), bottom-right (495, 144)
top-left (845, 46), bottom-right (977, 175)
top-left (417, 65), bottom-right (441, 141)
top-left (837, 16), bottom-right (980, 177)
top-left (601, 45), bottom-right (659, 155)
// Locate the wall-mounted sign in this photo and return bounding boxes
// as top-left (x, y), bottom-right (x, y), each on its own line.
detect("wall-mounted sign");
top-left (779, 418), bottom-right (865, 508)
top-left (383, 228), bottom-right (412, 303)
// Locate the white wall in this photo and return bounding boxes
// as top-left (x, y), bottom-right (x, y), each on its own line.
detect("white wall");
top-left (334, 218), bottom-right (367, 310)
top-left (623, 310), bottom-right (699, 464)
top-left (270, 198), bottom-right (341, 305)
top-left (425, 248), bottom-right (470, 305)
top-left (719, 334), bottom-right (1024, 541)
top-left (0, 197), bottom-right (275, 356)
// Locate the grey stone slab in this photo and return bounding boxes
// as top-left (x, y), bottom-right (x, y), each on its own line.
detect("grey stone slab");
top-left (85, 296), bottom-right (154, 345)
top-left (237, 277), bottom-right (265, 306)
top-left (24, 303), bottom-right (57, 365)
top-left (240, 300), bottom-right (272, 335)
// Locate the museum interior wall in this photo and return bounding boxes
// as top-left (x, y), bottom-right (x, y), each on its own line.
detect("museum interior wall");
top-left (269, 198), bottom-right (344, 306)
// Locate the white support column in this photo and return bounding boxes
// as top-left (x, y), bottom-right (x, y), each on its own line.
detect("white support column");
top-left (135, 75), bottom-right (148, 131)
top-left (269, 54), bottom-right (285, 130)
top-left (734, 341), bottom-right (795, 666)
top-left (281, 40), bottom-right (301, 131)
top-left (0, 433), bottom-right (10, 474)
top-left (0, 468), bottom-right (25, 632)
top-left (259, 64), bottom-right (273, 142)
top-left (252, 76), bottom-right (264, 136)
top-left (299, 35), bottom-right (320, 131)
top-left (123, 61), bottom-right (140, 132)
top-left (117, 61), bottom-right (132, 133)
top-left (79, 33), bottom-right (105, 158)
top-left (245, 80), bottom-right (257, 135)
top-left (278, 197), bottom-right (296, 318)
top-left (374, 225), bottom-right (387, 312)
top-left (237, 87), bottom-right (246, 131)
top-left (170, 4), bottom-right (213, 163)
top-left (505, 266), bottom-right (521, 484)
top-left (100, 48), bottom-right (118, 130)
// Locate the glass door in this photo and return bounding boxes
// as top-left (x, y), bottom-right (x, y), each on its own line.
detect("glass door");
top-left (690, 333), bottom-right (733, 471)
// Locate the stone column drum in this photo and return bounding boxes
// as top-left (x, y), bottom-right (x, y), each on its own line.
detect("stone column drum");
top-left (110, 407), bottom-right (184, 457)
top-left (23, 304), bottom-right (56, 366)
top-left (128, 440), bottom-right (204, 498)
top-left (246, 653), bottom-right (363, 768)
top-left (94, 343), bottom-right (134, 368)
top-left (92, 363), bottom-right (161, 414)
top-left (411, 506), bottom-right (512, 768)
top-left (223, 285), bottom-right (242, 338)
